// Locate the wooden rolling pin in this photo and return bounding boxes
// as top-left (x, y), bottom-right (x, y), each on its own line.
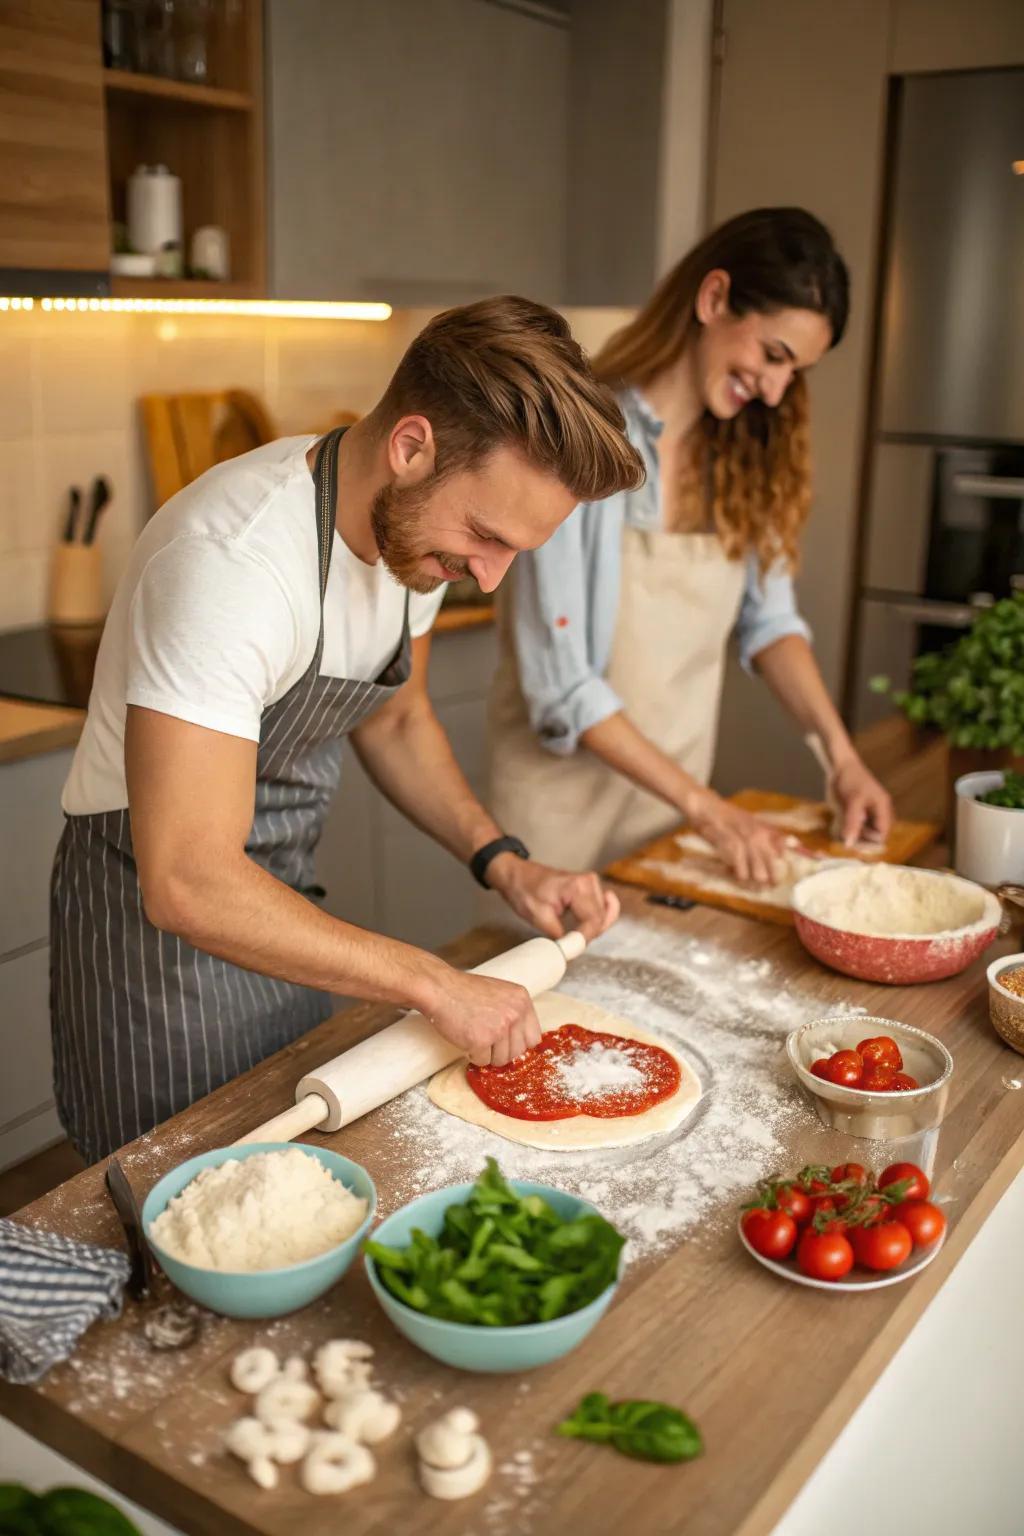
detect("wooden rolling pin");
top-left (235, 931), bottom-right (587, 1145)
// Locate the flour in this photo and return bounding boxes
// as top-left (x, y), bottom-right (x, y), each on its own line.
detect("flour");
top-left (797, 863), bottom-right (990, 938)
top-left (376, 917), bottom-right (866, 1257)
top-left (638, 839), bottom-right (828, 910)
top-left (553, 1042), bottom-right (646, 1101)
top-left (150, 1149), bottom-right (368, 1272)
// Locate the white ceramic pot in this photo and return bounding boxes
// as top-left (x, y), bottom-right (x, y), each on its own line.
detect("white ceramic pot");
top-left (955, 771), bottom-right (1024, 886)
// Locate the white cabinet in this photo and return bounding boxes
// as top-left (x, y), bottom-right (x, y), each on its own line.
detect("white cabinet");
top-left (267, 0), bottom-right (569, 305)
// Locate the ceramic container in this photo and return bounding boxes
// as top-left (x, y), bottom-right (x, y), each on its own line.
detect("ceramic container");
top-left (792, 864), bottom-right (1000, 984)
top-left (365, 1181), bottom-right (619, 1372)
top-left (142, 1142), bottom-right (376, 1319)
top-left (955, 771), bottom-right (1024, 887)
top-left (987, 952), bottom-right (1024, 1055)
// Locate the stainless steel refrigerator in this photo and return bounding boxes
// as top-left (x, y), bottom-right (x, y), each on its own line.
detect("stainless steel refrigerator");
top-left (850, 67), bottom-right (1024, 730)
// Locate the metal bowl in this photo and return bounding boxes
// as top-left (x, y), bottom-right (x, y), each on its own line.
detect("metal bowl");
top-left (785, 1014), bottom-right (954, 1139)
top-left (987, 952), bottom-right (1024, 1056)
top-left (792, 864), bottom-right (1000, 984)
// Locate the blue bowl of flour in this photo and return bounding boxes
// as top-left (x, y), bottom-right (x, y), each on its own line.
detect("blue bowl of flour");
top-left (142, 1142), bottom-right (377, 1319)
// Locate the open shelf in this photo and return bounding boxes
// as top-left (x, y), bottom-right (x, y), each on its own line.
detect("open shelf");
top-left (103, 69), bottom-right (253, 112)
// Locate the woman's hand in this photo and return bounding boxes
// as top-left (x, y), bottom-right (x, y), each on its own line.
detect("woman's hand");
top-left (830, 755), bottom-right (894, 846)
top-left (685, 789), bottom-right (791, 886)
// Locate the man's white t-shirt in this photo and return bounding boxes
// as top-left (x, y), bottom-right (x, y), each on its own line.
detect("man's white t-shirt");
top-left (62, 436), bottom-right (444, 815)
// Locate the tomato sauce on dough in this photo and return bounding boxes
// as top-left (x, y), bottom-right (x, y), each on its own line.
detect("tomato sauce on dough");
top-left (465, 1022), bottom-right (681, 1121)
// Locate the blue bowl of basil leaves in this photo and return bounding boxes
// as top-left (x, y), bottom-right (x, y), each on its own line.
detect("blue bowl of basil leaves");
top-left (363, 1160), bottom-right (624, 1373)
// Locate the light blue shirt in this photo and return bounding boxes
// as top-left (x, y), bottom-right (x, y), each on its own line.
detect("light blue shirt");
top-left (509, 387), bottom-right (812, 756)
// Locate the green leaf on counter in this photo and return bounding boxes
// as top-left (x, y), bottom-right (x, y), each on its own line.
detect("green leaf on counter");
top-left (363, 1158), bottom-right (625, 1327)
top-left (556, 1393), bottom-right (704, 1464)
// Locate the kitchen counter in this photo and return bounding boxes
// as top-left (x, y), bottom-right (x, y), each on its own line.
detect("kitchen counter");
top-left (1, 888), bottom-right (1020, 1536)
top-left (0, 699), bottom-right (84, 765)
top-left (0, 608), bottom-right (493, 764)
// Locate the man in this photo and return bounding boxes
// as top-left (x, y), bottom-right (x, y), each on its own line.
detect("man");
top-left (51, 296), bottom-right (646, 1164)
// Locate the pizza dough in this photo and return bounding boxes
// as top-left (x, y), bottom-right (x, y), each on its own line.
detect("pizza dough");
top-left (427, 992), bottom-right (702, 1151)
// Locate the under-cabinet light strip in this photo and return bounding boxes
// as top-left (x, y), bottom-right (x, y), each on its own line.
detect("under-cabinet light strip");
top-left (0, 296), bottom-right (392, 321)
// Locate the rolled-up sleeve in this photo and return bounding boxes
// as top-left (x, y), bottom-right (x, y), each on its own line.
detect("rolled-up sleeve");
top-left (736, 556), bottom-right (812, 672)
top-left (511, 506), bottom-right (623, 756)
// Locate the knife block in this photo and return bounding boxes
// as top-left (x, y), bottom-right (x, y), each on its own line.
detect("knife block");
top-left (48, 542), bottom-right (105, 627)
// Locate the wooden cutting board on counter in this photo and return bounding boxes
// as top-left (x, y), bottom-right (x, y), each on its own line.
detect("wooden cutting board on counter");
top-left (605, 789), bottom-right (940, 927)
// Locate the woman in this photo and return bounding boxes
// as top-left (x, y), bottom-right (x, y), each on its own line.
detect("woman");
top-left (487, 208), bottom-right (892, 885)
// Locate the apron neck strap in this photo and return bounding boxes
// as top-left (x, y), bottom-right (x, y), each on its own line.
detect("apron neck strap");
top-left (312, 427), bottom-right (348, 604)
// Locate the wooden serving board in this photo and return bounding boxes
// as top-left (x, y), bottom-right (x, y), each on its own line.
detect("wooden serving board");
top-left (604, 789), bottom-right (940, 927)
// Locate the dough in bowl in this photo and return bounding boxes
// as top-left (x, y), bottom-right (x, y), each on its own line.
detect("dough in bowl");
top-left (795, 863), bottom-right (989, 937)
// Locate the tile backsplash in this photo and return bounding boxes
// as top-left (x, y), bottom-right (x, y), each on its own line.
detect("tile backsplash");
top-left (0, 305), bottom-right (629, 633)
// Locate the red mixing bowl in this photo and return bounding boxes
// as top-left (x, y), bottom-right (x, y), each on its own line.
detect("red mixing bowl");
top-left (792, 865), bottom-right (1001, 985)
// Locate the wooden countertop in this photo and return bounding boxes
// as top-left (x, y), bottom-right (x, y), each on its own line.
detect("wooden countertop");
top-left (433, 602), bottom-right (494, 634)
top-left (1, 889), bottom-right (1021, 1536)
top-left (0, 698), bottom-right (84, 764)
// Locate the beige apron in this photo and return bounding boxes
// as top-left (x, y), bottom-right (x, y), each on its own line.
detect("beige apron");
top-left (487, 526), bottom-right (747, 873)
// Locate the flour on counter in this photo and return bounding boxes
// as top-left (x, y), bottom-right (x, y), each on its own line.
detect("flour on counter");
top-left (376, 917), bottom-right (866, 1258)
top-left (150, 1148), bottom-right (368, 1271)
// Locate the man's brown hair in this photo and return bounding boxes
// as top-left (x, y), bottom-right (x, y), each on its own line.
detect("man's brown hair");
top-left (374, 296), bottom-right (646, 501)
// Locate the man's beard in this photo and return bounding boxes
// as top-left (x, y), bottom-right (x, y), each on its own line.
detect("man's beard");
top-left (369, 480), bottom-right (470, 595)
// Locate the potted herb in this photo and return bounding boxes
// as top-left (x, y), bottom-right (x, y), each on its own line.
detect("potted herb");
top-left (872, 594), bottom-right (1024, 848)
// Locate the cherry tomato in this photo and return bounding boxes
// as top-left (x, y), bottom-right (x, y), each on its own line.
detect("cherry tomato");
top-left (857, 1035), bottom-right (903, 1071)
top-left (850, 1220), bottom-right (913, 1271)
top-left (810, 1058), bottom-right (832, 1081)
top-left (823, 1050), bottom-right (864, 1088)
top-left (797, 1228), bottom-right (854, 1281)
top-left (890, 1199), bottom-right (946, 1248)
top-left (797, 1168), bottom-right (832, 1194)
top-left (831, 1163), bottom-right (869, 1186)
top-left (741, 1207), bottom-right (798, 1260)
top-left (879, 1162), bottom-right (930, 1201)
top-left (860, 1062), bottom-right (896, 1092)
top-left (810, 1191), bottom-right (847, 1228)
top-left (774, 1182), bottom-right (812, 1226)
top-left (891, 1072), bottom-right (920, 1092)
top-left (849, 1192), bottom-right (889, 1227)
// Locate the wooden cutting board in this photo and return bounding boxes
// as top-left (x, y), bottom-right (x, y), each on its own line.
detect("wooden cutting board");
top-left (604, 789), bottom-right (940, 927)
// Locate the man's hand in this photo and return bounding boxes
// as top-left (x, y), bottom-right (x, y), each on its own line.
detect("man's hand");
top-left (424, 968), bottom-right (542, 1066)
top-left (485, 855), bottom-right (620, 941)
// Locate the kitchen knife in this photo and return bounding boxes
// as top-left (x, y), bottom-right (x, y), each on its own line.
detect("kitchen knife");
top-left (82, 475), bottom-right (112, 545)
top-left (62, 485), bottom-right (82, 543)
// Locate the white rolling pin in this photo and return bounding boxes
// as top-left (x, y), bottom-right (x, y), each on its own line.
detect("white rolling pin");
top-left (236, 931), bottom-right (586, 1145)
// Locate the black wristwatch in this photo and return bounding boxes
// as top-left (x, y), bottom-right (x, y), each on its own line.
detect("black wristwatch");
top-left (470, 834), bottom-right (530, 889)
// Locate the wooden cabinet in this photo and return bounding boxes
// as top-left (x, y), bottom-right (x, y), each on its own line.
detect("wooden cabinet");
top-left (0, 0), bottom-right (110, 278)
top-left (266, 0), bottom-right (569, 306)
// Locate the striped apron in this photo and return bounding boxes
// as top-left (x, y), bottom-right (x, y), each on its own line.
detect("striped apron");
top-left (49, 429), bottom-right (411, 1165)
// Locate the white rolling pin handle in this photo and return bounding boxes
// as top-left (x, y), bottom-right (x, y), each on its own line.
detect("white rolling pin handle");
top-left (233, 1094), bottom-right (329, 1146)
top-left (296, 932), bottom-right (587, 1133)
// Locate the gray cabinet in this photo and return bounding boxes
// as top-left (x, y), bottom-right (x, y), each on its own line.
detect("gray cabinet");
top-left (0, 748), bottom-right (72, 1170)
top-left (267, 0), bottom-right (569, 305)
top-left (315, 624), bottom-right (497, 952)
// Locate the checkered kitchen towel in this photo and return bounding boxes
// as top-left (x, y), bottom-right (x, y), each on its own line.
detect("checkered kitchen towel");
top-left (0, 1217), bottom-right (130, 1383)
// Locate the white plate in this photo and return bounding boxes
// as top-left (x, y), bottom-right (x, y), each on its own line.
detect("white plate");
top-left (737, 1215), bottom-right (946, 1292)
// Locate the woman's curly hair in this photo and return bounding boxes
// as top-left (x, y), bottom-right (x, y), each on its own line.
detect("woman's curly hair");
top-left (593, 208), bottom-right (848, 576)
